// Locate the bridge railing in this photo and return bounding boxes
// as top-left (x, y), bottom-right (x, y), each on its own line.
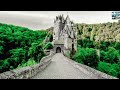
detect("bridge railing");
top-left (64, 55), bottom-right (118, 79)
top-left (0, 52), bottom-right (55, 79)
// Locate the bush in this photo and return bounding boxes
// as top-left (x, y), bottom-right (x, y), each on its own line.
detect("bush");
top-left (17, 58), bottom-right (37, 69)
top-left (100, 47), bottom-right (120, 64)
top-left (114, 42), bottom-right (120, 51)
top-left (97, 62), bottom-right (119, 77)
top-left (0, 23), bottom-right (47, 73)
top-left (100, 41), bottom-right (111, 51)
top-left (1, 59), bottom-right (10, 73)
top-left (28, 43), bottom-right (45, 63)
top-left (0, 60), bottom-right (4, 73)
top-left (9, 48), bottom-right (26, 67)
top-left (44, 42), bottom-right (53, 50)
top-left (77, 39), bottom-right (83, 47)
top-left (35, 44), bottom-right (45, 62)
top-left (94, 41), bottom-right (100, 49)
top-left (48, 34), bottom-right (53, 42)
top-left (100, 50), bottom-right (106, 62)
top-left (74, 47), bottom-right (99, 68)
top-left (83, 38), bottom-right (94, 48)
top-left (77, 38), bottom-right (94, 48)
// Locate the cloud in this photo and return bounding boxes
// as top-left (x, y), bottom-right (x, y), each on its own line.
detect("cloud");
top-left (0, 11), bottom-right (118, 30)
top-left (0, 11), bottom-right (53, 30)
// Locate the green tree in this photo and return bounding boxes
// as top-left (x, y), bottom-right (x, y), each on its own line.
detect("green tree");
top-left (0, 23), bottom-right (47, 73)
top-left (90, 26), bottom-right (96, 41)
top-left (44, 42), bottom-right (53, 50)
top-left (97, 62), bottom-right (119, 77)
top-left (114, 42), bottom-right (120, 51)
top-left (74, 47), bottom-right (99, 68)
top-left (0, 46), bottom-right (4, 54)
top-left (78, 38), bottom-right (94, 48)
top-left (9, 48), bottom-right (26, 67)
top-left (28, 43), bottom-right (45, 62)
top-left (49, 34), bottom-right (53, 42)
top-left (104, 47), bottom-right (119, 64)
top-left (1, 59), bottom-right (10, 72)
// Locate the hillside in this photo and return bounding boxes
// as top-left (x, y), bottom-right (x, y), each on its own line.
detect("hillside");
top-left (0, 23), bottom-right (48, 73)
top-left (74, 20), bottom-right (120, 78)
top-left (76, 20), bottom-right (120, 42)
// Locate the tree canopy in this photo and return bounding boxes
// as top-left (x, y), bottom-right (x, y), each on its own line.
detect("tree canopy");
top-left (74, 20), bottom-right (120, 78)
top-left (0, 23), bottom-right (48, 73)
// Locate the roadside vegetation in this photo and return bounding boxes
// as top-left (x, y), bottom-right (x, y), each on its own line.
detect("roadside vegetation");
top-left (0, 23), bottom-right (48, 73)
top-left (74, 20), bottom-right (120, 78)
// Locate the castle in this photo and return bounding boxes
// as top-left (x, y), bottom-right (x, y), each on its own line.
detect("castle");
top-left (52, 15), bottom-right (77, 54)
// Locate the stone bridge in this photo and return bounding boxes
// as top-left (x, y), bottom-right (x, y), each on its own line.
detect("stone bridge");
top-left (0, 53), bottom-right (117, 79)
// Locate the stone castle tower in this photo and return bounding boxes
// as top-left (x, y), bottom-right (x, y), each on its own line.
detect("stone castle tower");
top-left (53, 15), bottom-right (77, 54)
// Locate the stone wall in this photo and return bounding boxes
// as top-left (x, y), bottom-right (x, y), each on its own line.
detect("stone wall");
top-left (63, 49), bottom-right (71, 58)
top-left (64, 56), bottom-right (118, 79)
top-left (44, 50), bottom-right (50, 56)
top-left (0, 53), bottom-right (55, 79)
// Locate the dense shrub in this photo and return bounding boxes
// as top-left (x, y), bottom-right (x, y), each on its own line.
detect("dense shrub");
top-left (100, 50), bottom-right (106, 62)
top-left (48, 34), bottom-right (53, 42)
top-left (74, 47), bottom-right (99, 68)
top-left (0, 59), bottom-right (10, 72)
top-left (77, 38), bottom-right (94, 48)
top-left (94, 41), bottom-right (100, 49)
top-left (28, 43), bottom-right (45, 63)
top-left (0, 23), bottom-right (47, 73)
top-left (117, 61), bottom-right (120, 78)
top-left (100, 47), bottom-right (120, 64)
top-left (97, 62), bottom-right (119, 77)
top-left (114, 42), bottom-right (120, 51)
top-left (44, 42), bottom-right (53, 50)
top-left (76, 21), bottom-right (120, 78)
top-left (100, 41), bottom-right (111, 51)
top-left (17, 58), bottom-right (37, 69)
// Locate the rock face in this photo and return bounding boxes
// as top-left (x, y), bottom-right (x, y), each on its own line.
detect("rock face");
top-left (53, 15), bottom-right (77, 54)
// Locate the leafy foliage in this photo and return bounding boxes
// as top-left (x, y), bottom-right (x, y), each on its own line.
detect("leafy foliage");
top-left (100, 47), bottom-right (120, 64)
top-left (48, 34), bottom-right (53, 42)
top-left (75, 20), bottom-right (120, 78)
top-left (114, 42), bottom-right (120, 52)
top-left (0, 23), bottom-right (48, 73)
top-left (97, 62), bottom-right (119, 77)
top-left (17, 58), bottom-right (37, 69)
top-left (44, 42), bottom-right (53, 50)
top-left (77, 37), bottom-right (94, 48)
top-left (74, 47), bottom-right (99, 68)
top-left (34, 44), bottom-right (45, 62)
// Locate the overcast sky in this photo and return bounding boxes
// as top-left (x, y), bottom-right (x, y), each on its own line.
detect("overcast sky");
top-left (0, 11), bottom-right (118, 30)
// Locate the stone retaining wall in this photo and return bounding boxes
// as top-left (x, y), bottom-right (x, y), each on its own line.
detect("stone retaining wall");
top-left (64, 56), bottom-right (118, 79)
top-left (0, 53), bottom-right (55, 79)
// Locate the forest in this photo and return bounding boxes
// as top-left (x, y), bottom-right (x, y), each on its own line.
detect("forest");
top-left (74, 20), bottom-right (120, 78)
top-left (0, 23), bottom-right (52, 73)
top-left (0, 20), bottom-right (120, 78)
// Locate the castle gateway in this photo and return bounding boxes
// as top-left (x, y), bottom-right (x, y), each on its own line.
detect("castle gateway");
top-left (52, 15), bottom-right (77, 54)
